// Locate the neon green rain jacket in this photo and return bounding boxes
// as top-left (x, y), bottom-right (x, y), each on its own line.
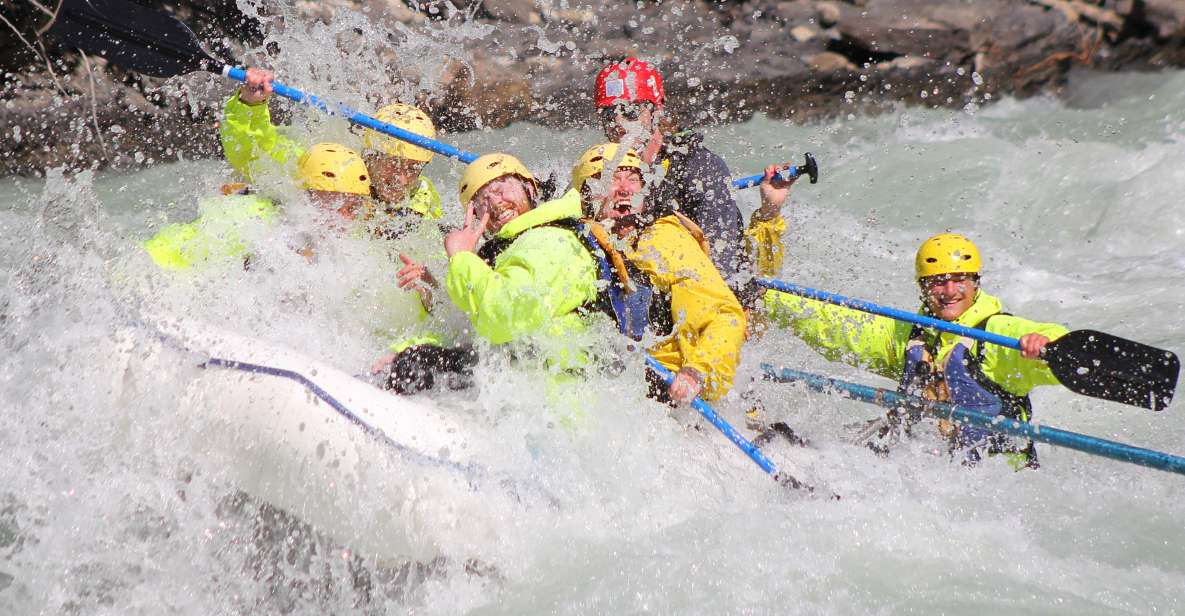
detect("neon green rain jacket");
top-left (219, 91), bottom-right (443, 218)
top-left (763, 289), bottom-right (1069, 397)
top-left (445, 189), bottom-right (598, 346)
top-left (142, 194), bottom-right (279, 271)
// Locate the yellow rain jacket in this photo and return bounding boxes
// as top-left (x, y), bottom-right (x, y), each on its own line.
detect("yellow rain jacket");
top-left (219, 91), bottom-right (443, 218)
top-left (744, 213), bottom-right (787, 277)
top-left (445, 189), bottom-right (599, 346)
top-left (143, 192), bottom-right (440, 351)
top-left (142, 194), bottom-right (279, 271)
top-left (762, 289), bottom-right (1068, 397)
top-left (630, 214), bottom-right (747, 401)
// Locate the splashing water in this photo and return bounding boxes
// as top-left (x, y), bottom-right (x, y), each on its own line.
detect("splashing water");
top-left (2, 6), bottom-right (1185, 612)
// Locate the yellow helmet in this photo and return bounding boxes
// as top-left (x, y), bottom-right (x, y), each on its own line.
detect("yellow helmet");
top-left (362, 103), bottom-right (436, 163)
top-left (458, 153), bottom-right (536, 205)
top-left (570, 143), bottom-right (644, 192)
top-left (296, 143), bottom-right (371, 195)
top-left (915, 233), bottom-right (982, 279)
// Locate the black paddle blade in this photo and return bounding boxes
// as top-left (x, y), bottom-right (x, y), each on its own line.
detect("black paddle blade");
top-left (48, 0), bottom-right (223, 78)
top-left (1046, 329), bottom-right (1180, 411)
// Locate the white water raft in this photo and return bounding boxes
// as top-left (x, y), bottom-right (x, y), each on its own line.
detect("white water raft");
top-left (108, 317), bottom-right (554, 563)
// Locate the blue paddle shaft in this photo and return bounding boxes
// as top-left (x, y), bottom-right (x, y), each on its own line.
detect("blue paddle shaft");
top-left (731, 167), bottom-right (800, 190)
top-left (763, 364), bottom-right (1185, 475)
top-left (645, 357), bottom-right (779, 476)
top-left (755, 278), bottom-right (1023, 351)
top-left (222, 66), bottom-right (479, 163)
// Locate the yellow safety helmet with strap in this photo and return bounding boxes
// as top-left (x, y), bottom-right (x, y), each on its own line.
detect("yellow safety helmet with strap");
top-left (363, 103), bottom-right (437, 163)
top-left (296, 143), bottom-right (371, 195)
top-left (570, 142), bottom-right (644, 192)
top-left (915, 233), bottom-right (982, 280)
top-left (458, 153), bottom-right (537, 205)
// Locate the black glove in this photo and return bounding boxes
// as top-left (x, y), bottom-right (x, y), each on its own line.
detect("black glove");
top-left (385, 344), bottom-right (479, 394)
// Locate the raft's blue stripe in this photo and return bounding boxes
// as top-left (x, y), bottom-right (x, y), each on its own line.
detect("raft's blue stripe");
top-left (201, 357), bottom-right (483, 478)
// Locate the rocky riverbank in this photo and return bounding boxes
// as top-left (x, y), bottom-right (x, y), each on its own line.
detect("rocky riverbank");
top-left (3, 0), bottom-right (1185, 176)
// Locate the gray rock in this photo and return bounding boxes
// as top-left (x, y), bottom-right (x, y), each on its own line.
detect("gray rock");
top-left (4, 0), bottom-right (1185, 174)
top-left (480, 0), bottom-right (542, 24)
top-left (832, 0), bottom-right (974, 63)
top-left (808, 51), bottom-right (857, 72)
top-left (1144, 0), bottom-right (1185, 39)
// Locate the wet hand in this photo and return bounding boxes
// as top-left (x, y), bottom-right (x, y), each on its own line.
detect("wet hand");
top-left (444, 204), bottom-right (489, 258)
top-left (755, 163), bottom-right (797, 220)
top-left (1019, 333), bottom-right (1051, 359)
top-left (668, 367), bottom-right (705, 405)
top-left (397, 254), bottom-right (436, 289)
top-left (397, 254), bottom-right (437, 308)
top-left (239, 67), bottom-right (275, 105)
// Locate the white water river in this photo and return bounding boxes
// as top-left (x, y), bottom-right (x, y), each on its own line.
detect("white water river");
top-left (1, 34), bottom-right (1183, 615)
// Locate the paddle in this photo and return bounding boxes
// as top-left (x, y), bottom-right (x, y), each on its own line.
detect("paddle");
top-left (755, 278), bottom-right (1180, 411)
top-left (644, 357), bottom-right (808, 490)
top-left (762, 363), bottom-right (1185, 476)
top-left (48, 0), bottom-right (479, 163)
top-left (48, 0), bottom-right (817, 191)
top-left (731, 153), bottom-right (819, 190)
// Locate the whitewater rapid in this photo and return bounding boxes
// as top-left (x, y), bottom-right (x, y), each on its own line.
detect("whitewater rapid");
top-left (2, 66), bottom-right (1184, 613)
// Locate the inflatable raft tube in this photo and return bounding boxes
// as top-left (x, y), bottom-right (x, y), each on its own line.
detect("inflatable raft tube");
top-left (117, 317), bottom-right (556, 563)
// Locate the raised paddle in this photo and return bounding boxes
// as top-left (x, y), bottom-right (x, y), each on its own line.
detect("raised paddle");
top-left (48, 0), bottom-right (479, 162)
top-left (731, 153), bottom-right (819, 189)
top-left (755, 278), bottom-right (1180, 411)
top-left (48, 0), bottom-right (816, 190)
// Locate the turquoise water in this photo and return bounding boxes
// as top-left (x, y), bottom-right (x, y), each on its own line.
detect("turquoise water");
top-left (2, 31), bottom-right (1184, 615)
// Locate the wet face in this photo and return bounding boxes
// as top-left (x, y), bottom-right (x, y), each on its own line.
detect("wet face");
top-left (600, 102), bottom-right (656, 147)
top-left (920, 274), bottom-right (979, 321)
top-left (588, 168), bottom-right (645, 236)
top-left (471, 175), bottom-right (534, 233)
top-left (365, 154), bottom-right (424, 204)
top-left (306, 190), bottom-right (365, 221)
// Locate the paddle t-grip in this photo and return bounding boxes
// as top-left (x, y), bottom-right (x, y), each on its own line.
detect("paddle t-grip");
top-left (731, 152), bottom-right (821, 189)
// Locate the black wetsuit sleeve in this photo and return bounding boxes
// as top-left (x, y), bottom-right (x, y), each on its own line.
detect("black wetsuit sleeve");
top-left (680, 145), bottom-right (748, 289)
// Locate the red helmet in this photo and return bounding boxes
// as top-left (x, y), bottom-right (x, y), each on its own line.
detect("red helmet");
top-left (594, 57), bottom-right (664, 108)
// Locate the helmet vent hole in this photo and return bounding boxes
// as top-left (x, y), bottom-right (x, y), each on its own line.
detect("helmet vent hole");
top-left (925, 257), bottom-right (937, 263)
top-left (323, 171), bottom-right (336, 178)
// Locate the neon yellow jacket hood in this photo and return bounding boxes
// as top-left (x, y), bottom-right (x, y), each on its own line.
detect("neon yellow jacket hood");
top-left (444, 189), bottom-right (598, 346)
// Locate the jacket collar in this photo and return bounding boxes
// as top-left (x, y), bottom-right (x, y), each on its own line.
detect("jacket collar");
top-left (493, 188), bottom-right (583, 240)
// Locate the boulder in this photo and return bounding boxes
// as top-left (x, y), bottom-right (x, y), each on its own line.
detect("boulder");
top-left (1144, 0), bottom-right (1185, 39)
top-left (479, 0), bottom-right (542, 24)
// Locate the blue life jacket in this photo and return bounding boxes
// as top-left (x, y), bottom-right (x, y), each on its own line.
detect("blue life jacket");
top-left (576, 227), bottom-right (657, 341)
top-left (899, 316), bottom-right (1038, 467)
